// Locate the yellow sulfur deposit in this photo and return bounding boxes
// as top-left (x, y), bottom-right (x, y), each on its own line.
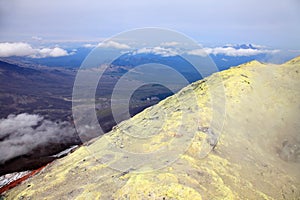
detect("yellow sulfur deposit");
top-left (4, 57), bottom-right (300, 199)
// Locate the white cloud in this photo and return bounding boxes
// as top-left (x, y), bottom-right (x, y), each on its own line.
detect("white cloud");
top-left (123, 44), bottom-right (280, 57)
top-left (121, 43), bottom-right (280, 57)
top-left (84, 41), bottom-right (130, 49)
top-left (187, 46), bottom-right (280, 57)
top-left (86, 42), bottom-right (280, 58)
top-left (0, 42), bottom-right (70, 58)
top-left (83, 43), bottom-right (97, 48)
top-left (0, 113), bottom-right (78, 163)
top-left (99, 41), bottom-right (130, 49)
top-left (132, 46), bottom-right (179, 57)
top-left (34, 47), bottom-right (69, 58)
top-left (186, 48), bottom-right (207, 57)
top-left (0, 42), bottom-right (35, 57)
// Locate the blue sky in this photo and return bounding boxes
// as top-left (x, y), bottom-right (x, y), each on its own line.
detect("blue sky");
top-left (0, 0), bottom-right (299, 50)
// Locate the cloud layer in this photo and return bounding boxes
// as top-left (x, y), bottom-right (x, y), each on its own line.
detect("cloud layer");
top-left (82, 41), bottom-right (281, 58)
top-left (132, 47), bottom-right (179, 57)
top-left (0, 42), bottom-right (70, 58)
top-left (0, 113), bottom-right (78, 164)
top-left (99, 41), bottom-right (130, 49)
top-left (203, 47), bottom-right (280, 57)
top-left (187, 47), bottom-right (279, 57)
top-left (132, 44), bottom-right (280, 57)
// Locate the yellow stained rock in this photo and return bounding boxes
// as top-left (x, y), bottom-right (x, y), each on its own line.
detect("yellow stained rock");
top-left (3, 57), bottom-right (300, 199)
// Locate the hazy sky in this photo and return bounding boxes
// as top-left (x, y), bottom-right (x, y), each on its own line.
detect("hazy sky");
top-left (0, 0), bottom-right (299, 49)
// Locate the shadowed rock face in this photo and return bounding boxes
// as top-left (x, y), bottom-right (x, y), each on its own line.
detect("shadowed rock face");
top-left (3, 57), bottom-right (300, 199)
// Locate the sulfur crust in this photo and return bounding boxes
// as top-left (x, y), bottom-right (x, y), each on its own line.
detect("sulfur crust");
top-left (4, 57), bottom-right (300, 199)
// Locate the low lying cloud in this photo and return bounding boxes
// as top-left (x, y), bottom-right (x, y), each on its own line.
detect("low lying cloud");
top-left (99, 41), bottom-right (130, 49)
top-left (33, 47), bottom-right (70, 58)
top-left (83, 41), bottom-right (131, 49)
top-left (187, 45), bottom-right (280, 57)
top-left (204, 47), bottom-right (280, 57)
top-left (83, 42), bottom-right (279, 58)
top-left (83, 43), bottom-right (98, 48)
top-left (186, 49), bottom-right (207, 57)
top-left (0, 113), bottom-right (79, 164)
top-left (128, 43), bottom-right (279, 58)
top-left (0, 42), bottom-right (71, 58)
top-left (132, 46), bottom-right (179, 57)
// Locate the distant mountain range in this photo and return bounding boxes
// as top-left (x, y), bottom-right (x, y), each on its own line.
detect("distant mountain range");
top-left (223, 44), bottom-right (258, 49)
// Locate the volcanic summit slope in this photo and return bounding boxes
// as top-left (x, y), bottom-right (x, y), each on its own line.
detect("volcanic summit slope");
top-left (4, 57), bottom-right (300, 199)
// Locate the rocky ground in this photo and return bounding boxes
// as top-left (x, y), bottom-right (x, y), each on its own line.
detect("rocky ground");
top-left (3, 57), bottom-right (300, 199)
